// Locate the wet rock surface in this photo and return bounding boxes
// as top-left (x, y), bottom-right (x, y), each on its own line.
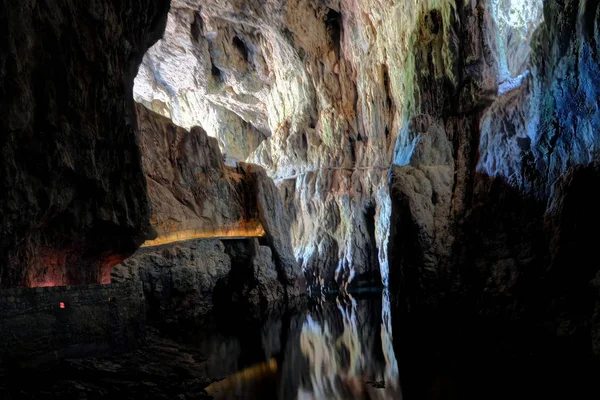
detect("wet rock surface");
top-left (0, 0), bottom-right (170, 288)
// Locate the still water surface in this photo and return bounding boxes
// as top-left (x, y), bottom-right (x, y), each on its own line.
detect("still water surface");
top-left (185, 292), bottom-right (400, 399)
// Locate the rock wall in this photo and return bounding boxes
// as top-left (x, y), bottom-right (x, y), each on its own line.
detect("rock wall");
top-left (387, 0), bottom-right (600, 355)
top-left (134, 104), bottom-right (301, 289)
top-left (0, 282), bottom-right (145, 363)
top-left (112, 238), bottom-right (295, 323)
top-left (113, 106), bottom-right (303, 322)
top-left (132, 0), bottom-right (416, 290)
top-left (112, 239), bottom-right (231, 324)
top-left (135, 103), bottom-right (260, 238)
top-left (130, 0), bottom-right (556, 293)
top-left (0, 0), bottom-right (170, 288)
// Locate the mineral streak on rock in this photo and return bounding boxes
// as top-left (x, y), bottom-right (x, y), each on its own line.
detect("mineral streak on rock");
top-left (0, 0), bottom-right (171, 288)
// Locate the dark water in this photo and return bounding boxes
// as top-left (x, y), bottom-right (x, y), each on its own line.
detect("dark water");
top-left (179, 292), bottom-right (401, 400)
top-left (176, 291), bottom-right (600, 400)
top-left (3, 291), bottom-right (599, 399)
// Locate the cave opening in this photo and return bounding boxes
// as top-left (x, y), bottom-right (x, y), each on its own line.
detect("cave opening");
top-left (491, 0), bottom-right (544, 93)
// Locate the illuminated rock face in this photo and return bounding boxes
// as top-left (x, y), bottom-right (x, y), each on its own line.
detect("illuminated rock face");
top-left (135, 103), bottom-right (260, 240)
top-left (112, 237), bottom-right (295, 322)
top-left (117, 105), bottom-right (302, 313)
top-left (133, 0), bottom-right (412, 290)
top-left (0, 0), bottom-right (170, 288)
top-left (132, 0), bottom-right (599, 325)
top-left (135, 104), bottom-right (301, 285)
top-left (112, 239), bottom-right (232, 323)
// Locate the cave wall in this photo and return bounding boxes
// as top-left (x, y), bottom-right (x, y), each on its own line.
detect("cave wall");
top-left (112, 105), bottom-right (303, 320)
top-left (133, 104), bottom-right (301, 287)
top-left (388, 0), bottom-right (600, 355)
top-left (0, 282), bottom-right (145, 363)
top-left (0, 0), bottom-right (170, 288)
top-left (133, 0), bottom-right (462, 291)
top-left (135, 103), bottom-right (258, 238)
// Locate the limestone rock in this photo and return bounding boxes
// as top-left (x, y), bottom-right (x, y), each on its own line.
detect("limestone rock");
top-left (0, 0), bottom-right (170, 288)
top-left (135, 0), bottom-right (447, 290)
top-left (135, 103), bottom-right (253, 237)
top-left (386, 0), bottom-right (600, 355)
top-left (112, 239), bottom-right (231, 324)
top-left (134, 105), bottom-right (301, 291)
top-left (115, 107), bottom-right (302, 321)
top-left (238, 163), bottom-right (300, 285)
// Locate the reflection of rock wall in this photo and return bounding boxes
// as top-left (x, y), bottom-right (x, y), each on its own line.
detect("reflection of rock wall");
top-left (298, 295), bottom-right (400, 399)
top-left (131, 0), bottom-right (547, 292)
top-left (0, 0), bottom-right (169, 288)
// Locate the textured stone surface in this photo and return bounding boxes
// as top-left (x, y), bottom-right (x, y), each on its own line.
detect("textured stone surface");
top-left (387, 0), bottom-right (600, 355)
top-left (133, 7), bottom-right (269, 162)
top-left (135, 104), bottom-right (257, 238)
top-left (0, 282), bottom-right (145, 363)
top-left (0, 0), bottom-right (170, 288)
top-left (112, 237), bottom-right (296, 323)
top-left (133, 0), bottom-right (417, 290)
top-left (132, 105), bottom-right (302, 303)
top-left (1, 334), bottom-right (215, 399)
top-left (112, 240), bottom-right (231, 324)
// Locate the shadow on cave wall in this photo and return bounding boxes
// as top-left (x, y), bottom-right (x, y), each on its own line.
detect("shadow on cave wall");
top-left (388, 3), bottom-right (600, 396)
top-left (391, 169), bottom-right (600, 400)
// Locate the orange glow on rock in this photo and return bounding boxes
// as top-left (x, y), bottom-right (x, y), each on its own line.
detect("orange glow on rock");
top-left (142, 220), bottom-right (266, 248)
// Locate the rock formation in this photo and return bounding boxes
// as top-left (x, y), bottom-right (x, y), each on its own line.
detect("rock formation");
top-left (2, 0), bottom-right (599, 364)
top-left (0, 0), bottom-right (170, 288)
top-left (132, 0), bottom-right (599, 353)
top-left (388, 0), bottom-right (600, 355)
top-left (134, 104), bottom-right (262, 240)
top-left (113, 105), bottom-right (303, 321)
top-left (133, 0), bottom-right (404, 291)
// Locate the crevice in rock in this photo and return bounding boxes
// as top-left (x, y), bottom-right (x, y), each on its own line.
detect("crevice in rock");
top-left (325, 9), bottom-right (342, 58)
top-left (190, 11), bottom-right (204, 42)
top-left (232, 36), bottom-right (249, 63)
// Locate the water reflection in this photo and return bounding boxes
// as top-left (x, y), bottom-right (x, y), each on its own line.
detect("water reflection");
top-left (298, 292), bottom-right (401, 399)
top-left (200, 292), bottom-right (401, 399)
